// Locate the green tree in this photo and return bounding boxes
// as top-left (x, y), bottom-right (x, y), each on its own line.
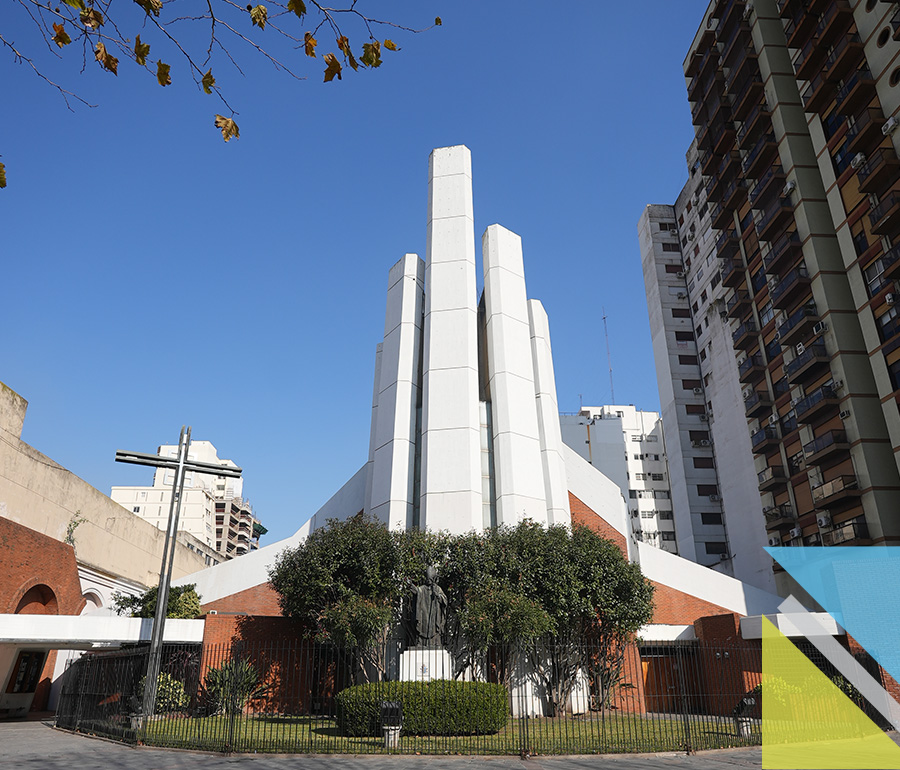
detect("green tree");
top-left (112, 583), bottom-right (201, 619)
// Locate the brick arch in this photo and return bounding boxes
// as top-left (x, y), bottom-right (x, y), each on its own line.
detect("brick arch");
top-left (8, 577), bottom-right (60, 615)
top-left (14, 583), bottom-right (59, 616)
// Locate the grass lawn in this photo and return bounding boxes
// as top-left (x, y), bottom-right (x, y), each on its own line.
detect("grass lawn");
top-left (139, 712), bottom-right (760, 755)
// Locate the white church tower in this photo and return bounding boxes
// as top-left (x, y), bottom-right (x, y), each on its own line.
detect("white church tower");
top-left (364, 146), bottom-right (571, 534)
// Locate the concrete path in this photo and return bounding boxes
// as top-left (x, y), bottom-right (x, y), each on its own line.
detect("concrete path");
top-left (0, 721), bottom-right (762, 770)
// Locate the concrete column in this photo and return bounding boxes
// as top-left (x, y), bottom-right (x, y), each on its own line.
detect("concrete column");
top-left (528, 299), bottom-right (572, 527)
top-left (363, 342), bottom-right (383, 517)
top-left (482, 225), bottom-right (548, 526)
top-left (420, 146), bottom-right (482, 533)
top-left (369, 254), bottom-right (425, 531)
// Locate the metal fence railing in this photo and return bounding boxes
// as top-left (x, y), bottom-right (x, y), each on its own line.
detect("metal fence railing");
top-left (54, 636), bottom-right (875, 756)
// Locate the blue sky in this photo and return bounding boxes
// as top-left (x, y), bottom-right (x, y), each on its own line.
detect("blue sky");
top-left (3, 1), bottom-right (709, 543)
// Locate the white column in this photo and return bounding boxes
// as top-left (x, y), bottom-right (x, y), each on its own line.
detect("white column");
top-left (420, 146), bottom-right (482, 533)
top-left (363, 342), bottom-right (383, 517)
top-left (482, 225), bottom-right (548, 526)
top-left (369, 254), bottom-right (425, 531)
top-left (528, 299), bottom-right (572, 527)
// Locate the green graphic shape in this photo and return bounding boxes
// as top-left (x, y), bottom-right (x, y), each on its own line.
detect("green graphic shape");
top-left (762, 616), bottom-right (900, 769)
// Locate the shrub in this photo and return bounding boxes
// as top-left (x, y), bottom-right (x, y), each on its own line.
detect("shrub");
top-left (138, 672), bottom-right (189, 714)
top-left (203, 658), bottom-right (265, 715)
top-left (335, 680), bottom-right (508, 736)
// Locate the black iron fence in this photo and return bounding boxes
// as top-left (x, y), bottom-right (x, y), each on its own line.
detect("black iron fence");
top-left (56, 638), bottom-right (772, 755)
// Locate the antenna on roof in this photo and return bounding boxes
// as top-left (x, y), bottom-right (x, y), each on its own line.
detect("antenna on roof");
top-left (603, 307), bottom-right (615, 404)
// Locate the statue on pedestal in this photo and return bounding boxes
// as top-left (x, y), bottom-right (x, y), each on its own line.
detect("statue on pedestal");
top-left (411, 565), bottom-right (447, 647)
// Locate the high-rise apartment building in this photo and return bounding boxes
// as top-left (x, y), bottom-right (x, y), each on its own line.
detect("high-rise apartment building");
top-left (560, 405), bottom-right (678, 554)
top-left (111, 440), bottom-right (265, 561)
top-left (643, 0), bottom-right (900, 595)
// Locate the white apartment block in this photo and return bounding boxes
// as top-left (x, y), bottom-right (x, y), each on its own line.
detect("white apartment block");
top-left (560, 405), bottom-right (677, 554)
top-left (638, 142), bottom-right (777, 594)
top-left (111, 441), bottom-right (263, 562)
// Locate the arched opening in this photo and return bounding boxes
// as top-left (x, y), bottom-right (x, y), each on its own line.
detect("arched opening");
top-left (15, 584), bottom-right (59, 615)
top-left (80, 591), bottom-right (103, 614)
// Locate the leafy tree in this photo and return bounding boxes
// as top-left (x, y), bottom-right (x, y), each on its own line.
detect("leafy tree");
top-left (112, 583), bottom-right (201, 619)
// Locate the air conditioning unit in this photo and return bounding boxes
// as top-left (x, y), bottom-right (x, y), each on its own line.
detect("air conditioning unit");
top-left (839, 409), bottom-right (851, 420)
top-left (790, 527), bottom-right (803, 539)
top-left (888, 293), bottom-right (897, 305)
top-left (742, 1), bottom-right (754, 19)
top-left (709, 494), bottom-right (721, 502)
top-left (677, 292), bottom-right (687, 299)
top-left (768, 414), bottom-right (779, 426)
top-left (832, 379), bottom-right (843, 390)
top-left (883, 116), bottom-right (900, 136)
top-left (816, 512), bottom-right (832, 528)
top-left (774, 331), bottom-right (781, 342)
top-left (812, 321), bottom-right (827, 335)
top-left (850, 152), bottom-right (867, 170)
top-left (742, 387), bottom-right (753, 399)
top-left (693, 386), bottom-right (703, 394)
top-left (762, 505), bottom-right (775, 514)
top-left (699, 414), bottom-right (709, 421)
top-left (796, 342), bottom-right (806, 355)
top-left (768, 535), bottom-right (782, 547)
top-left (700, 439), bottom-right (711, 446)
top-left (676, 271), bottom-right (686, 278)
top-left (719, 552), bottom-right (729, 561)
top-left (782, 180), bottom-right (796, 198)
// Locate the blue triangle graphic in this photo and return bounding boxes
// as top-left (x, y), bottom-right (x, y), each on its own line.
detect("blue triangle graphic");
top-left (767, 547), bottom-right (900, 687)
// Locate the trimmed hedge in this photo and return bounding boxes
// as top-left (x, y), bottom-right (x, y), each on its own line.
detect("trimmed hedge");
top-left (335, 680), bottom-right (509, 736)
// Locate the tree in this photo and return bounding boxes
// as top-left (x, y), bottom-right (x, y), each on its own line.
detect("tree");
top-left (1, 2), bottom-right (440, 186)
top-left (112, 582), bottom-right (201, 619)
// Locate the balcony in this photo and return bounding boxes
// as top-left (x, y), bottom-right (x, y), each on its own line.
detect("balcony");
top-left (823, 33), bottom-right (864, 84)
top-left (745, 388), bottom-right (774, 418)
top-left (814, 1), bottom-right (854, 51)
top-left (792, 34), bottom-right (828, 82)
top-left (716, 229), bottom-right (739, 260)
top-left (811, 474), bottom-right (861, 506)
top-left (770, 266), bottom-right (811, 309)
top-left (712, 201), bottom-right (735, 230)
top-left (733, 318), bottom-right (759, 349)
top-left (893, 8), bottom-right (900, 42)
top-left (721, 258), bottom-right (744, 287)
top-left (727, 289), bottom-right (753, 319)
top-left (845, 107), bottom-right (888, 157)
top-left (857, 148), bottom-right (900, 195)
top-left (870, 191), bottom-right (900, 237)
top-left (725, 42), bottom-right (757, 87)
top-left (731, 73), bottom-right (765, 122)
top-left (794, 382), bottom-right (839, 422)
top-left (742, 132), bottom-right (778, 178)
top-left (763, 230), bottom-right (802, 274)
top-left (758, 465), bottom-right (787, 491)
top-left (749, 166), bottom-right (786, 208)
top-left (881, 242), bottom-right (900, 280)
top-left (764, 503), bottom-right (795, 529)
top-left (711, 119), bottom-right (737, 157)
top-left (739, 353), bottom-right (766, 383)
top-left (833, 68), bottom-right (876, 117)
top-left (751, 425), bottom-right (780, 454)
top-left (737, 103), bottom-right (771, 149)
top-left (823, 519), bottom-right (871, 546)
top-left (755, 195), bottom-right (795, 242)
top-left (784, 4), bottom-right (819, 48)
top-left (784, 341), bottom-right (830, 383)
top-left (802, 71), bottom-right (836, 114)
top-left (803, 429), bottom-right (849, 464)
top-left (700, 145), bottom-right (718, 174)
top-left (722, 177), bottom-right (749, 210)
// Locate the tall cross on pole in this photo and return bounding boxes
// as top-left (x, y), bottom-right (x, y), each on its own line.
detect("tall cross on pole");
top-left (115, 427), bottom-right (242, 725)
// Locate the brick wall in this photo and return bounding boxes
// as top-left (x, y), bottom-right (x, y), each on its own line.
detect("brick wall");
top-left (569, 492), bottom-right (627, 551)
top-left (201, 582), bottom-right (282, 616)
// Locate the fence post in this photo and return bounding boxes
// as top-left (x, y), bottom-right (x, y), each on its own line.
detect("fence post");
top-left (675, 644), bottom-right (692, 754)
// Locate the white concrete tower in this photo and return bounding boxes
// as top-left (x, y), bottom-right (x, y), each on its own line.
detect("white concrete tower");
top-left (528, 300), bottom-right (571, 526)
top-left (482, 225), bottom-right (548, 525)
top-left (419, 146), bottom-right (483, 532)
top-left (363, 342), bottom-right (383, 517)
top-left (367, 254), bottom-right (425, 530)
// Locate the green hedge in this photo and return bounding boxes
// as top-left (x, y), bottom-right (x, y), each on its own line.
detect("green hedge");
top-left (335, 680), bottom-right (509, 736)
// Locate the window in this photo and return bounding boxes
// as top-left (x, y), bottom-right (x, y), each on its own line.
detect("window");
top-left (697, 484), bottom-right (719, 496)
top-left (704, 541), bottom-right (728, 555)
top-left (699, 348), bottom-right (707, 361)
top-left (692, 301), bottom-right (699, 313)
top-left (682, 237), bottom-right (688, 247)
top-left (665, 263), bottom-right (683, 273)
top-left (634, 473), bottom-right (647, 481)
top-left (877, 306), bottom-right (899, 343)
top-left (641, 512), bottom-right (656, 519)
top-left (133, 506), bottom-right (141, 513)
top-left (659, 511), bottom-right (674, 520)
top-left (760, 301), bottom-right (775, 326)
top-left (645, 435), bottom-right (659, 442)
top-left (685, 404), bottom-right (705, 414)
top-left (651, 473), bottom-right (665, 481)
top-left (138, 491), bottom-right (147, 500)
top-left (865, 259), bottom-right (887, 298)
top-left (711, 272), bottom-right (720, 289)
top-left (634, 454), bottom-right (642, 460)
top-left (672, 307), bottom-right (691, 318)
top-left (675, 331), bottom-right (694, 341)
top-left (765, 337), bottom-right (781, 361)
top-left (662, 243), bottom-right (680, 252)
top-left (682, 379), bottom-right (701, 390)
top-left (693, 457), bottom-right (715, 468)
top-left (689, 430), bottom-right (710, 441)
top-left (889, 358), bottom-right (900, 391)
top-left (700, 289), bottom-right (708, 303)
top-left (654, 490), bottom-right (670, 499)
top-left (701, 512), bottom-right (723, 525)
top-left (661, 532), bottom-right (676, 541)
top-left (658, 222), bottom-right (676, 231)
top-left (750, 268), bottom-right (766, 294)
top-left (5, 651), bottom-right (46, 694)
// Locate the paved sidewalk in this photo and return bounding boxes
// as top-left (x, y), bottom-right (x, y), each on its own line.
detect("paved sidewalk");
top-left (0, 721), bottom-right (762, 770)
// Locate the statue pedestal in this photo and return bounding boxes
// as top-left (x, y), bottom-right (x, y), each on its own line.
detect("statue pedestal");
top-left (398, 647), bottom-right (453, 681)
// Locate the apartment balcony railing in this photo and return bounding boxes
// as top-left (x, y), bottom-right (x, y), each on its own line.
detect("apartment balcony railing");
top-left (881, 242), bottom-right (900, 281)
top-left (751, 425), bottom-right (780, 454)
top-left (745, 388), bottom-right (774, 418)
top-left (811, 474), bottom-right (861, 506)
top-left (792, 33), bottom-right (828, 81)
top-left (763, 230), bottom-right (802, 274)
top-left (823, 520), bottom-right (871, 546)
top-left (802, 70), bottom-right (835, 114)
top-left (784, 3), bottom-right (819, 48)
top-left (814, 0), bottom-right (854, 51)
top-left (737, 103), bottom-right (771, 151)
top-left (721, 258), bottom-right (744, 287)
top-left (822, 32), bottom-right (864, 84)
top-left (833, 68), bottom-right (876, 117)
top-left (733, 318), bottom-right (758, 348)
top-left (727, 289), bottom-right (753, 318)
top-left (739, 353), bottom-right (766, 383)
top-left (730, 72), bottom-right (765, 121)
top-left (724, 41), bottom-right (756, 86)
top-left (844, 107), bottom-right (886, 157)
top-left (749, 166), bottom-right (786, 208)
top-left (764, 502), bottom-right (795, 529)
top-left (858, 148), bottom-right (900, 195)
top-left (870, 191), bottom-right (900, 237)
top-left (803, 429), bottom-right (848, 463)
top-left (770, 265), bottom-right (811, 309)
top-left (711, 201), bottom-right (734, 230)
top-left (758, 465), bottom-right (787, 491)
top-left (892, 8), bottom-right (900, 42)
top-left (755, 195), bottom-right (795, 243)
top-left (742, 132), bottom-right (778, 178)
top-left (784, 340), bottom-right (829, 383)
top-left (794, 382), bottom-right (839, 422)
top-left (716, 228), bottom-right (739, 260)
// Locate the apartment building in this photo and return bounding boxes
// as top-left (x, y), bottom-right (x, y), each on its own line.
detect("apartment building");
top-left (647, 0), bottom-right (900, 594)
top-left (560, 405), bottom-right (678, 553)
top-left (111, 440), bottom-right (265, 561)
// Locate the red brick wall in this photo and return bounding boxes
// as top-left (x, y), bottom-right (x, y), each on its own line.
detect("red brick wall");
top-left (201, 582), bottom-right (283, 616)
top-left (569, 492), bottom-right (627, 551)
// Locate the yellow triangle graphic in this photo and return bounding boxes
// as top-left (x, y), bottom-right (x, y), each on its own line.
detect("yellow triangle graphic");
top-left (762, 616), bottom-right (900, 768)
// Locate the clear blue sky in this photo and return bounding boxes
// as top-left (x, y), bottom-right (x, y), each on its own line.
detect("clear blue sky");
top-left (3, 1), bottom-right (709, 543)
